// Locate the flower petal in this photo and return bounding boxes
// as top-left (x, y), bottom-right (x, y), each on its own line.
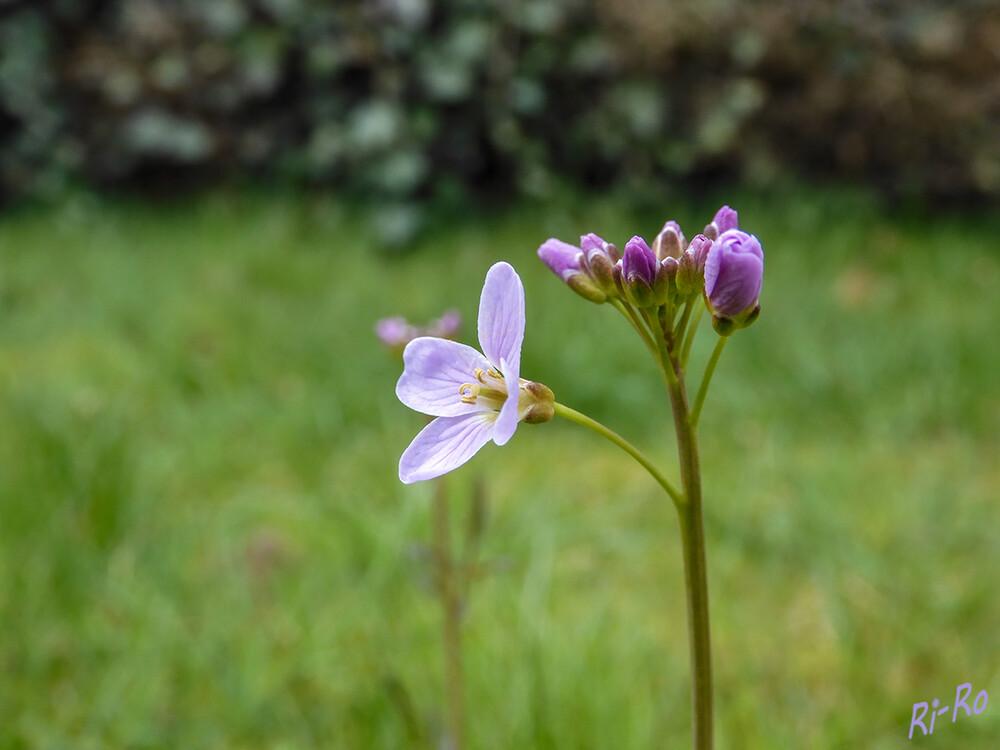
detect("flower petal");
top-left (396, 337), bottom-right (492, 417)
top-left (478, 262), bottom-right (525, 376)
top-left (493, 356), bottom-right (520, 445)
top-left (399, 413), bottom-right (497, 483)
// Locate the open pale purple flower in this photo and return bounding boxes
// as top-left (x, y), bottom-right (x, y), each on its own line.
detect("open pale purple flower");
top-left (396, 262), bottom-right (552, 483)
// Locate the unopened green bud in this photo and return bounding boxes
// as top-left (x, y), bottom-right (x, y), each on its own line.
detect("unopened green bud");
top-left (653, 257), bottom-right (678, 305)
top-left (676, 252), bottom-right (698, 296)
top-left (585, 249), bottom-right (617, 296)
top-left (676, 234), bottom-right (712, 296)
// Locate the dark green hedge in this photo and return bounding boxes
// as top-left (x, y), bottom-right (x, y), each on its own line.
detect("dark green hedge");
top-left (2, 0), bottom-right (998, 224)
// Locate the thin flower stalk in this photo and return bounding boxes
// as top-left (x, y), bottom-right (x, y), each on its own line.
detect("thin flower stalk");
top-left (689, 337), bottom-right (728, 430)
top-left (552, 402), bottom-right (682, 506)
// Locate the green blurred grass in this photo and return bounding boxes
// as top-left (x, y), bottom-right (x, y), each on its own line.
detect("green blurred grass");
top-left (0, 188), bottom-right (998, 749)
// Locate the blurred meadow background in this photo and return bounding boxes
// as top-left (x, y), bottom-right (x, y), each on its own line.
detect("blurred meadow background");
top-left (1, 1), bottom-right (999, 748)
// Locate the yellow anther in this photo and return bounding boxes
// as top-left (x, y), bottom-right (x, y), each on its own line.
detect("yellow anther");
top-left (459, 382), bottom-right (480, 404)
top-left (474, 367), bottom-right (502, 384)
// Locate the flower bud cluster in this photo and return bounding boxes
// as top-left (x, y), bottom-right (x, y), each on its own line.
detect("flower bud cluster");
top-left (537, 205), bottom-right (763, 336)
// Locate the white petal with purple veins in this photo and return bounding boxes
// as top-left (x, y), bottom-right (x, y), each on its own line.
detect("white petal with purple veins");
top-left (399, 413), bottom-right (498, 483)
top-left (396, 337), bottom-right (492, 417)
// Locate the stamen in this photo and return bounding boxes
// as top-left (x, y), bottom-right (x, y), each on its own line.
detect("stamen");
top-left (474, 366), bottom-right (503, 384)
top-left (459, 382), bottom-right (480, 404)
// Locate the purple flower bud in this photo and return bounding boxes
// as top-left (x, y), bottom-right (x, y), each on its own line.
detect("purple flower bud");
top-left (622, 236), bottom-right (657, 285)
top-left (621, 236), bottom-right (660, 307)
top-left (652, 220), bottom-right (687, 261)
top-left (704, 205), bottom-right (739, 240)
top-left (579, 232), bottom-right (619, 296)
top-left (538, 238), bottom-right (584, 279)
top-left (687, 234), bottom-right (713, 268)
top-left (661, 256), bottom-right (679, 280)
top-left (676, 234), bottom-right (713, 296)
top-left (579, 232), bottom-right (606, 255)
top-left (703, 229), bottom-right (763, 330)
top-left (537, 237), bottom-right (606, 303)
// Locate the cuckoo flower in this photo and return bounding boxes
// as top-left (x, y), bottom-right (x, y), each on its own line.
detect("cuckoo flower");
top-left (396, 262), bottom-right (553, 483)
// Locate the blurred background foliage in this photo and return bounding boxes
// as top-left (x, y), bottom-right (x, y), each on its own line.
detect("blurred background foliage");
top-left (1, 189), bottom-right (998, 747)
top-left (2, 0), bottom-right (1000, 243)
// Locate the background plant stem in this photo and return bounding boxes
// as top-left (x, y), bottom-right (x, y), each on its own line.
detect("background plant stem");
top-left (433, 481), bottom-right (465, 750)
